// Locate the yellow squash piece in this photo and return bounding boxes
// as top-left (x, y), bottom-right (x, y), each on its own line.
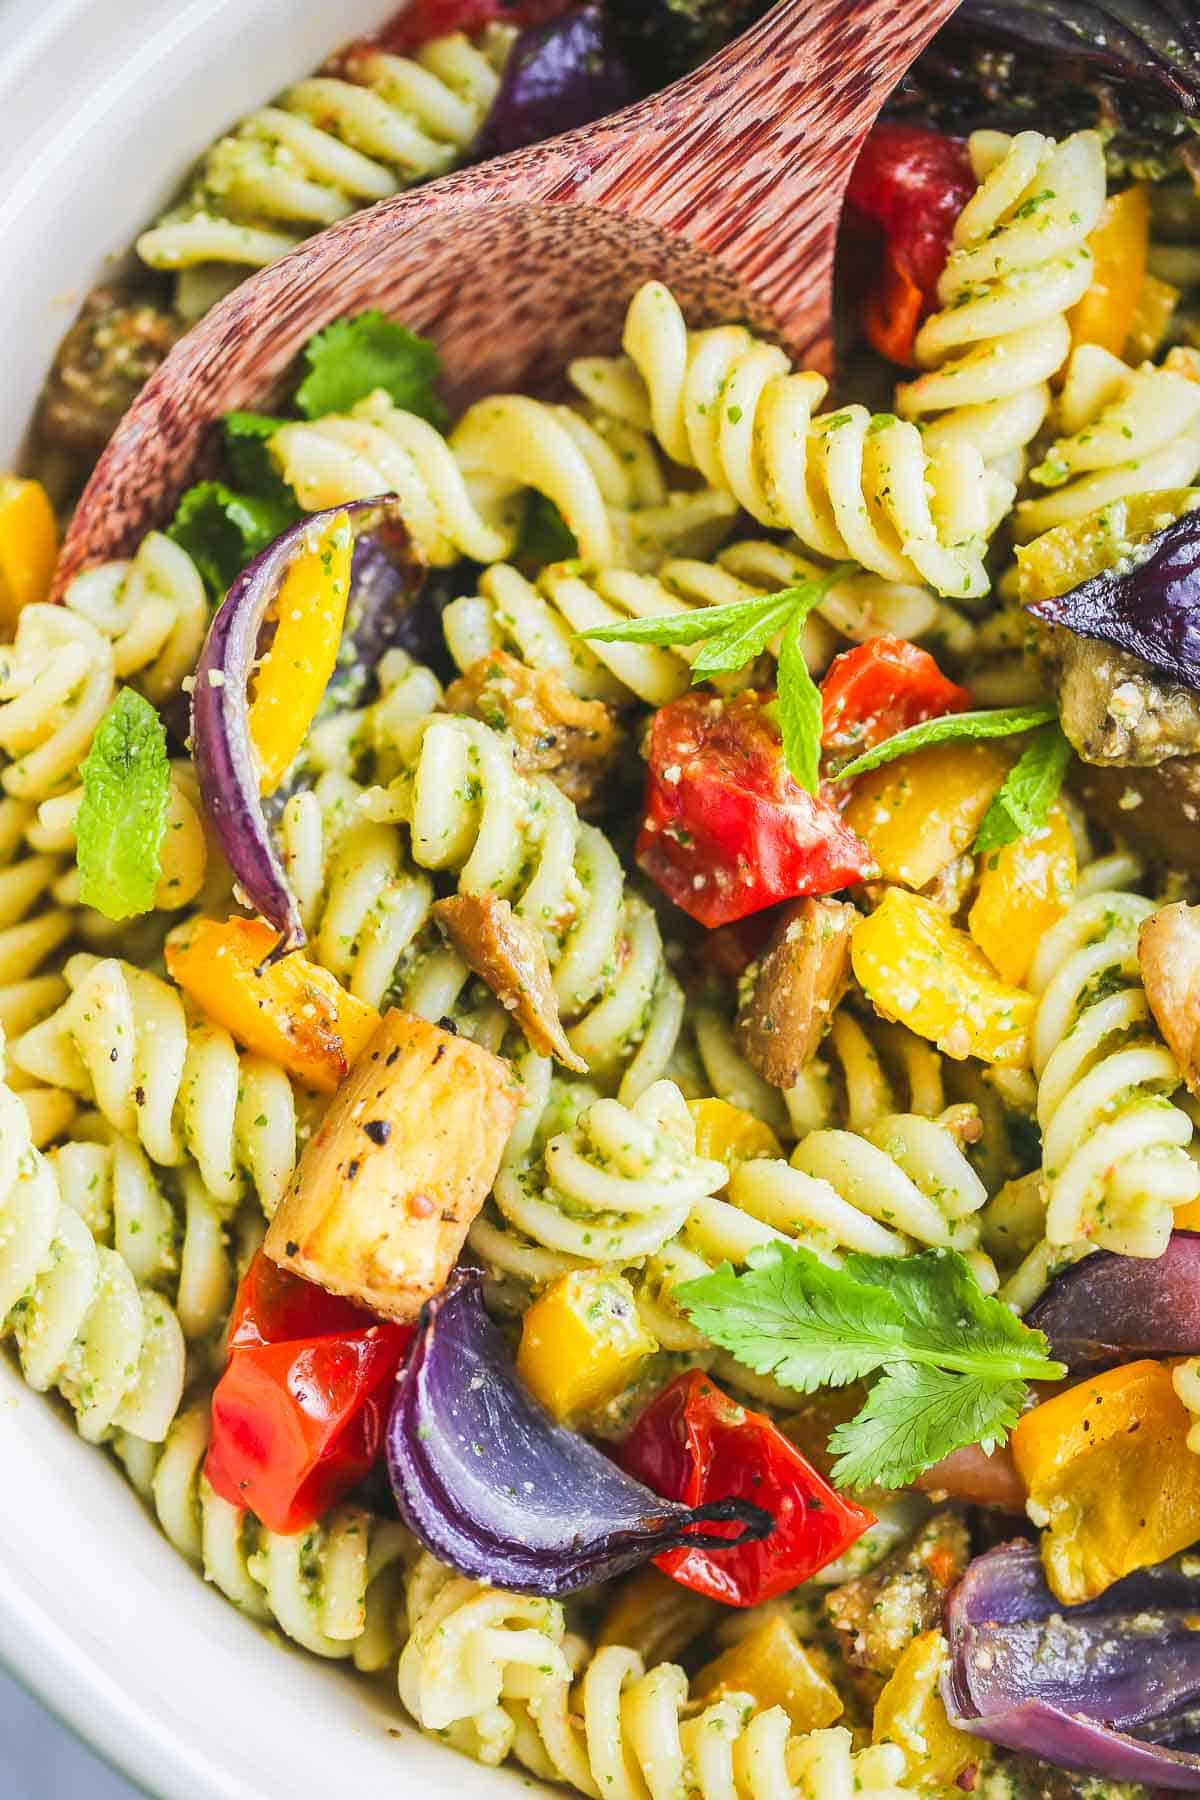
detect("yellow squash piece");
top-left (517, 1270), bottom-right (657, 1421)
top-left (852, 888), bottom-right (1034, 1067)
top-left (873, 1631), bottom-right (983, 1791)
top-left (1018, 489), bottom-right (1200, 605)
top-left (1069, 184), bottom-right (1150, 355)
top-left (693, 1617), bottom-right (843, 1734)
top-left (249, 510), bottom-right (353, 793)
top-left (1012, 1360), bottom-right (1200, 1604)
top-left (688, 1097), bottom-right (782, 1177)
top-left (969, 809), bottom-right (1077, 986)
top-left (842, 743), bottom-right (1012, 890)
top-left (0, 476), bottom-right (57, 626)
top-left (1126, 273), bottom-right (1179, 363)
top-left (265, 1010), bottom-right (521, 1321)
top-left (165, 915), bottom-right (379, 1092)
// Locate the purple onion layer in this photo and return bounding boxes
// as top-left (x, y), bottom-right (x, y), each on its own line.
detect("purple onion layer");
top-left (1027, 1232), bottom-right (1200, 1373)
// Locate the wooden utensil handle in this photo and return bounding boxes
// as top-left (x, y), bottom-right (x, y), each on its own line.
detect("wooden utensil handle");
top-left (569, 0), bottom-right (960, 346)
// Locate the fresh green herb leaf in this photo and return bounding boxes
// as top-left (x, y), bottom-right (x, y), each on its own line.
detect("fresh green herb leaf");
top-left (834, 703), bottom-right (1057, 781)
top-left (222, 411), bottom-right (294, 502)
top-left (827, 1364), bottom-right (1025, 1491)
top-left (973, 721), bottom-right (1074, 853)
top-left (518, 492), bottom-right (578, 566)
top-left (76, 690), bottom-right (171, 920)
top-left (581, 588), bottom-right (795, 650)
top-left (690, 595), bottom-right (797, 675)
top-left (295, 310), bottom-right (448, 426)
top-left (675, 1242), bottom-right (1063, 1489)
top-left (777, 606), bottom-right (822, 791)
top-left (168, 481), bottom-right (300, 596)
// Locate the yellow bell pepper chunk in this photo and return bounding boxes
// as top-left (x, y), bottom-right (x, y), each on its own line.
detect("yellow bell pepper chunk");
top-left (969, 808), bottom-right (1077, 986)
top-left (1069, 184), bottom-right (1151, 356)
top-left (1018, 489), bottom-right (1200, 605)
top-left (688, 1097), bottom-right (781, 1177)
top-left (165, 914), bottom-right (380, 1092)
top-left (248, 511), bottom-right (353, 794)
top-left (842, 743), bottom-right (1012, 890)
top-left (1012, 1360), bottom-right (1200, 1604)
top-left (1127, 273), bottom-right (1179, 363)
top-left (596, 1567), bottom-right (715, 1664)
top-left (852, 888), bottom-right (1033, 1067)
top-left (0, 476), bottom-right (57, 626)
top-left (516, 1270), bottom-right (657, 1422)
top-left (693, 1617), bottom-right (842, 1733)
top-left (873, 1632), bottom-right (984, 1791)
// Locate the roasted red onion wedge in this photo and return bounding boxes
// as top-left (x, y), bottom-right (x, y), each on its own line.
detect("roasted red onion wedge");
top-left (191, 498), bottom-right (420, 953)
top-left (944, 1540), bottom-right (1200, 1788)
top-left (385, 1269), bottom-right (772, 1596)
top-left (1027, 1232), bottom-right (1200, 1373)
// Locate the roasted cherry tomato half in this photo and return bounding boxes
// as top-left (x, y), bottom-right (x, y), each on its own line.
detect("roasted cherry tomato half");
top-left (820, 636), bottom-right (971, 761)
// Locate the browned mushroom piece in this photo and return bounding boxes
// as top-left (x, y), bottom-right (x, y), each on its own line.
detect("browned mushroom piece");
top-left (734, 897), bottom-right (857, 1088)
top-left (824, 1510), bottom-right (969, 1676)
top-left (443, 650), bottom-right (622, 816)
top-left (38, 284), bottom-right (178, 459)
top-left (432, 890), bottom-right (587, 1071)
top-left (1138, 900), bottom-right (1200, 1098)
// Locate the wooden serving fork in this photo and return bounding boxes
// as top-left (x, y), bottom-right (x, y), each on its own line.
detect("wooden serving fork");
top-left (59, 0), bottom-right (958, 582)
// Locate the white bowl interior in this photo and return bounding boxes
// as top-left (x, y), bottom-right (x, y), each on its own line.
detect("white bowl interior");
top-left (0, 3), bottom-right (530, 1793)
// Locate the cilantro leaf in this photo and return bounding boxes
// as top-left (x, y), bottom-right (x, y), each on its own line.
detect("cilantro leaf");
top-left (973, 721), bottom-right (1074, 854)
top-left (76, 690), bottom-right (171, 920)
top-left (675, 1242), bottom-right (1063, 1490)
top-left (777, 605), bottom-right (822, 791)
top-left (828, 1364), bottom-right (1025, 1490)
top-left (168, 481), bottom-right (300, 596)
top-left (222, 411), bottom-right (294, 502)
top-left (833, 703), bottom-right (1057, 780)
top-left (295, 311), bottom-right (448, 425)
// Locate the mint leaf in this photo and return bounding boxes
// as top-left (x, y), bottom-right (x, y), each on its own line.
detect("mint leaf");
top-left (829, 1364), bottom-right (1025, 1490)
top-left (295, 311), bottom-right (447, 425)
top-left (222, 411), bottom-right (294, 502)
top-left (168, 481), bottom-right (299, 596)
top-left (834, 703), bottom-right (1057, 780)
top-left (676, 1241), bottom-right (1062, 1490)
top-left (581, 588), bottom-right (795, 650)
top-left (777, 605), bottom-right (822, 792)
top-left (973, 721), bottom-right (1073, 854)
top-left (76, 690), bottom-right (171, 920)
top-left (691, 595), bottom-right (798, 675)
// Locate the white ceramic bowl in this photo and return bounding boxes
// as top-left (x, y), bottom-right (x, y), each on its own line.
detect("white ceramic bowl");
top-left (0, 4), bottom-right (526, 1793)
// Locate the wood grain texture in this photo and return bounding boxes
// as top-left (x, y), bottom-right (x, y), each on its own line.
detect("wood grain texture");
top-left (57, 0), bottom-right (959, 588)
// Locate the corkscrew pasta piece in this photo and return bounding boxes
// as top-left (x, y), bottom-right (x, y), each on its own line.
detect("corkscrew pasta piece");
top-left (442, 541), bottom-right (973, 710)
top-left (11, 952), bottom-right (297, 1216)
top-left (0, 1083), bottom-right (185, 1443)
top-left (897, 129), bottom-right (1107, 478)
top-left (271, 387), bottom-right (737, 573)
top-left (1026, 890), bottom-right (1200, 1255)
top-left (379, 711), bottom-right (684, 1090)
top-left (570, 281), bottom-right (1006, 599)
top-left (1014, 343), bottom-right (1200, 540)
top-left (118, 1402), bottom-right (413, 1665)
top-left (136, 28), bottom-right (516, 313)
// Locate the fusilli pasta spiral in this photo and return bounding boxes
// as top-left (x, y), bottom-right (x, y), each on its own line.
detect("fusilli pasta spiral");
top-left (118, 1402), bottom-right (413, 1663)
top-left (897, 129), bottom-right (1107, 479)
top-left (137, 28), bottom-right (515, 314)
top-left (272, 387), bottom-right (737, 573)
top-left (11, 952), bottom-right (297, 1215)
top-left (0, 1082), bottom-right (185, 1442)
top-left (571, 282), bottom-right (1007, 599)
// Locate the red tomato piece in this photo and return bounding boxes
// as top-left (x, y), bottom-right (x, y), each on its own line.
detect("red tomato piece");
top-left (227, 1248), bottom-right (382, 1350)
top-left (637, 691), bottom-right (874, 929)
top-left (369, 0), bottom-right (572, 53)
top-left (621, 1371), bottom-right (874, 1607)
top-left (845, 125), bottom-right (976, 365)
top-left (207, 1252), bottom-right (412, 1534)
top-left (820, 637), bottom-right (971, 759)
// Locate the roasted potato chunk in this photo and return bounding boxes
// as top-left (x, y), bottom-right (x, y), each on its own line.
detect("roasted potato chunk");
top-left (1139, 901), bottom-right (1200, 1099)
top-left (265, 1011), bottom-right (521, 1320)
top-left (735, 898), bottom-right (856, 1088)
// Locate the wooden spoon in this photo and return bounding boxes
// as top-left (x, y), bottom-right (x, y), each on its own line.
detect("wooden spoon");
top-left (58, 0), bottom-right (958, 586)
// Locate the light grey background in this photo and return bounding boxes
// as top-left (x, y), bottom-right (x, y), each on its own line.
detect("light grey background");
top-left (0, 1663), bottom-right (141, 1799)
